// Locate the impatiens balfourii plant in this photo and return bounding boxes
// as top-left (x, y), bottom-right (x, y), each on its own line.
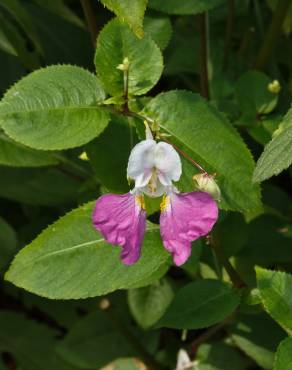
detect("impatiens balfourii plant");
top-left (92, 126), bottom-right (218, 265)
top-left (0, 1), bottom-right (292, 369)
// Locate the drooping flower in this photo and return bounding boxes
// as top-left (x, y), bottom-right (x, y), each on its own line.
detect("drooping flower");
top-left (92, 131), bottom-right (218, 266)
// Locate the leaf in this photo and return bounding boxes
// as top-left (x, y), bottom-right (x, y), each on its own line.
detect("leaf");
top-left (148, 0), bottom-right (225, 14)
top-left (86, 115), bottom-right (137, 193)
top-left (144, 14), bottom-right (172, 50)
top-left (0, 65), bottom-right (109, 150)
top-left (128, 278), bottom-right (174, 329)
top-left (235, 71), bottom-right (278, 116)
top-left (274, 337), bottom-right (292, 370)
top-left (95, 18), bottom-right (163, 97)
top-left (5, 202), bottom-right (170, 299)
top-left (157, 279), bottom-right (239, 329)
top-left (31, 0), bottom-right (85, 28)
top-left (0, 311), bottom-right (79, 370)
top-left (253, 109), bottom-right (292, 182)
top-left (99, 0), bottom-right (147, 38)
top-left (0, 167), bottom-right (81, 206)
top-left (256, 267), bottom-right (292, 332)
top-left (143, 90), bottom-right (262, 216)
top-left (0, 0), bottom-right (42, 54)
top-left (0, 217), bottom-right (17, 272)
top-left (0, 133), bottom-right (58, 167)
top-left (229, 313), bottom-right (285, 369)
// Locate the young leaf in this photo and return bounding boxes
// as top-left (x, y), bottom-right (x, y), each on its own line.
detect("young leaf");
top-left (0, 133), bottom-right (58, 167)
top-left (148, 0), bottom-right (225, 14)
top-left (95, 18), bottom-right (163, 96)
top-left (157, 280), bottom-right (239, 329)
top-left (128, 278), bottom-right (174, 329)
top-left (143, 90), bottom-right (262, 216)
top-left (5, 202), bottom-right (170, 299)
top-left (99, 0), bottom-right (147, 38)
top-left (0, 65), bottom-right (109, 150)
top-left (274, 337), bottom-right (292, 370)
top-left (253, 109), bottom-right (292, 182)
top-left (256, 267), bottom-right (292, 331)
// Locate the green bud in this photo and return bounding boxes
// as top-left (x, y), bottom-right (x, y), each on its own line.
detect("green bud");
top-left (193, 173), bottom-right (221, 201)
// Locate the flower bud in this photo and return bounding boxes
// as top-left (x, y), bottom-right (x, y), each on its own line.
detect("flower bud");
top-left (193, 173), bottom-right (221, 201)
top-left (116, 57), bottom-right (130, 71)
top-left (268, 80), bottom-right (281, 94)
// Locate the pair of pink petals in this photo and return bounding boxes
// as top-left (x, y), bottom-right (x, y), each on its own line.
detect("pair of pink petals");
top-left (92, 191), bottom-right (218, 266)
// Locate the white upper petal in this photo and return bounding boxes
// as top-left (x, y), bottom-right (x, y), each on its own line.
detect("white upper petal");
top-left (127, 139), bottom-right (156, 180)
top-left (154, 142), bottom-right (182, 184)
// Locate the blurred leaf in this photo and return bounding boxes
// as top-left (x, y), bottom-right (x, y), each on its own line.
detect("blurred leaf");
top-left (0, 25), bottom-right (16, 56)
top-left (157, 280), bottom-right (239, 329)
top-left (99, 0), bottom-right (147, 38)
top-left (0, 0), bottom-right (42, 54)
top-left (31, 0), bottom-right (85, 28)
top-left (148, 0), bottom-right (225, 14)
top-left (5, 202), bottom-right (170, 299)
top-left (0, 133), bottom-right (59, 167)
top-left (101, 358), bottom-right (148, 369)
top-left (197, 342), bottom-right (250, 370)
top-left (86, 115), bottom-right (137, 193)
top-left (274, 337), bottom-right (292, 370)
top-left (253, 108), bottom-right (292, 182)
top-left (144, 90), bottom-right (262, 217)
top-left (95, 18), bottom-right (163, 96)
top-left (0, 216), bottom-right (17, 272)
top-left (256, 267), bottom-right (292, 332)
top-left (229, 313), bottom-right (285, 369)
top-left (0, 311), bottom-right (79, 370)
top-left (128, 278), bottom-right (174, 329)
top-left (235, 71), bottom-right (278, 116)
top-left (0, 65), bottom-right (109, 150)
top-left (0, 167), bottom-right (80, 206)
top-left (144, 14), bottom-right (172, 50)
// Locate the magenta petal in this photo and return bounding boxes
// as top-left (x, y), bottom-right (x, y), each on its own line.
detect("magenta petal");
top-left (160, 191), bottom-right (218, 266)
top-left (92, 193), bottom-right (146, 265)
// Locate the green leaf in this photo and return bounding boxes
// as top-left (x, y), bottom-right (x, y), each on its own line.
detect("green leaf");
top-left (86, 115), bottom-right (137, 193)
top-left (0, 65), bottom-right (109, 150)
top-left (157, 279), bottom-right (239, 329)
top-left (95, 18), bottom-right (163, 96)
top-left (148, 0), bottom-right (225, 14)
top-left (101, 358), bottom-right (147, 369)
top-left (31, 0), bottom-right (85, 28)
top-left (274, 337), bottom-right (292, 370)
top-left (99, 0), bottom-right (147, 38)
top-left (143, 90), bottom-right (262, 216)
top-left (229, 313), bottom-right (285, 369)
top-left (144, 14), bottom-right (172, 50)
top-left (235, 71), bottom-right (278, 116)
top-left (0, 167), bottom-right (81, 206)
top-left (0, 217), bottom-right (17, 272)
top-left (253, 109), bottom-right (292, 182)
top-left (256, 267), bottom-right (292, 332)
top-left (128, 278), bottom-right (174, 329)
top-left (0, 311), bottom-right (78, 370)
top-left (5, 202), bottom-right (170, 299)
top-left (0, 133), bottom-right (58, 167)
top-left (0, 0), bottom-right (42, 54)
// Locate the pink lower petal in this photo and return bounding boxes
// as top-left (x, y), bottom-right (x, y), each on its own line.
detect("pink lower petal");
top-left (92, 193), bottom-right (146, 265)
top-left (160, 191), bottom-right (218, 266)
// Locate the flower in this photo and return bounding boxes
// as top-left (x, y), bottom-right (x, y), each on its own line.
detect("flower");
top-left (93, 133), bottom-right (218, 266)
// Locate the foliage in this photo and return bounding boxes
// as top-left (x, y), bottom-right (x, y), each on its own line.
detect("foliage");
top-left (0, 1), bottom-right (291, 369)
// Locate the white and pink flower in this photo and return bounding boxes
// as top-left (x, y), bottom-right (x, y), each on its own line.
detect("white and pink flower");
top-left (92, 132), bottom-right (218, 266)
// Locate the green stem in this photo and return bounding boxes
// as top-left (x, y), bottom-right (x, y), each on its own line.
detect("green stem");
top-left (210, 236), bottom-right (246, 289)
top-left (198, 12), bottom-right (210, 100)
top-left (222, 0), bottom-right (235, 70)
top-left (254, 0), bottom-right (291, 70)
top-left (80, 0), bottom-right (98, 46)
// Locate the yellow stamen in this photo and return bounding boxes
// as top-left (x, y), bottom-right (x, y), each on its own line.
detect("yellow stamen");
top-left (135, 195), bottom-right (145, 210)
top-left (148, 169), bottom-right (157, 194)
top-left (160, 195), bottom-right (170, 213)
